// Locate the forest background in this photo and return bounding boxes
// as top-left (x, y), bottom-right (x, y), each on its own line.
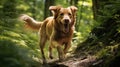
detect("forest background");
top-left (0, 0), bottom-right (120, 67)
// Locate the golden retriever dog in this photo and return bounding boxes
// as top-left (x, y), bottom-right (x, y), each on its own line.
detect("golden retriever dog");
top-left (20, 6), bottom-right (77, 64)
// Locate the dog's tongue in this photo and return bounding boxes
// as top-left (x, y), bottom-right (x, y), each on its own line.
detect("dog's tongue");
top-left (64, 24), bottom-right (69, 33)
top-left (65, 27), bottom-right (69, 33)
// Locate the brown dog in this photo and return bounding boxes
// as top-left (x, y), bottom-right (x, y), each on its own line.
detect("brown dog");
top-left (20, 6), bottom-right (77, 64)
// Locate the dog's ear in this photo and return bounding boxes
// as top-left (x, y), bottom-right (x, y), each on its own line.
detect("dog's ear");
top-left (69, 6), bottom-right (78, 14)
top-left (49, 6), bottom-right (61, 18)
top-left (69, 6), bottom-right (78, 26)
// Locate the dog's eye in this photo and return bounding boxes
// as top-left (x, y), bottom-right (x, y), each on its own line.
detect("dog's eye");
top-left (68, 13), bottom-right (72, 16)
top-left (60, 13), bottom-right (64, 16)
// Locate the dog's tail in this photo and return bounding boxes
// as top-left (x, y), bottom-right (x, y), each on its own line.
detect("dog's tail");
top-left (20, 14), bottom-right (42, 30)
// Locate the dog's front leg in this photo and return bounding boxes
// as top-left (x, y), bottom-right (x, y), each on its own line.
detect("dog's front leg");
top-left (57, 45), bottom-right (65, 61)
top-left (64, 41), bottom-right (71, 55)
top-left (49, 46), bottom-right (54, 59)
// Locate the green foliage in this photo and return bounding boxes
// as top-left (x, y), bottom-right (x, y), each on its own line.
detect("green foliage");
top-left (73, 0), bottom-right (96, 45)
top-left (0, 25), bottom-right (41, 67)
top-left (0, 0), bottom-right (42, 65)
top-left (55, 0), bottom-right (69, 7)
top-left (76, 0), bottom-right (120, 67)
top-left (0, 0), bottom-right (18, 27)
top-left (97, 0), bottom-right (120, 22)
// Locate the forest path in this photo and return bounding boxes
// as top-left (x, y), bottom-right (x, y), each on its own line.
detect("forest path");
top-left (46, 54), bottom-right (98, 67)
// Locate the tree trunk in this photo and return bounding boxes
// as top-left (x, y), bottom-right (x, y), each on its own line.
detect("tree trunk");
top-left (69, 0), bottom-right (78, 6)
top-left (44, 0), bottom-right (54, 19)
top-left (69, 0), bottom-right (73, 5)
top-left (74, 0), bottom-right (78, 6)
top-left (92, 0), bottom-right (98, 20)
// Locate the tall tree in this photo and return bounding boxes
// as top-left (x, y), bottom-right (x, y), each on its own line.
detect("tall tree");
top-left (69, 0), bottom-right (78, 6)
top-left (92, 0), bottom-right (100, 20)
top-left (44, 0), bottom-right (54, 19)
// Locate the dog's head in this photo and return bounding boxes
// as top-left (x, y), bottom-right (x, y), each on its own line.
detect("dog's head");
top-left (49, 6), bottom-right (77, 33)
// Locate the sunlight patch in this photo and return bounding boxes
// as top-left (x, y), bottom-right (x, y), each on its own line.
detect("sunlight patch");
top-left (78, 1), bottom-right (92, 7)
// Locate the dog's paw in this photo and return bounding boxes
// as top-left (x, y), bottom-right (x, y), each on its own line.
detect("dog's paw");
top-left (50, 56), bottom-right (54, 59)
top-left (59, 58), bottom-right (65, 62)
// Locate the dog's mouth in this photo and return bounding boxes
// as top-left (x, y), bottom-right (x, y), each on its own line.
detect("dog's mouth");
top-left (64, 23), bottom-right (69, 33)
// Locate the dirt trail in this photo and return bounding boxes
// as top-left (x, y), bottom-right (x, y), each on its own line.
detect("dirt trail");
top-left (46, 55), bottom-right (97, 67)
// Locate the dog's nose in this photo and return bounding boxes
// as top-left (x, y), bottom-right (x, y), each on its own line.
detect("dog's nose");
top-left (64, 19), bottom-right (69, 24)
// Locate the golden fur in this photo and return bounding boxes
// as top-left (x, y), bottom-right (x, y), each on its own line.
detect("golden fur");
top-left (20, 6), bottom-right (77, 64)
